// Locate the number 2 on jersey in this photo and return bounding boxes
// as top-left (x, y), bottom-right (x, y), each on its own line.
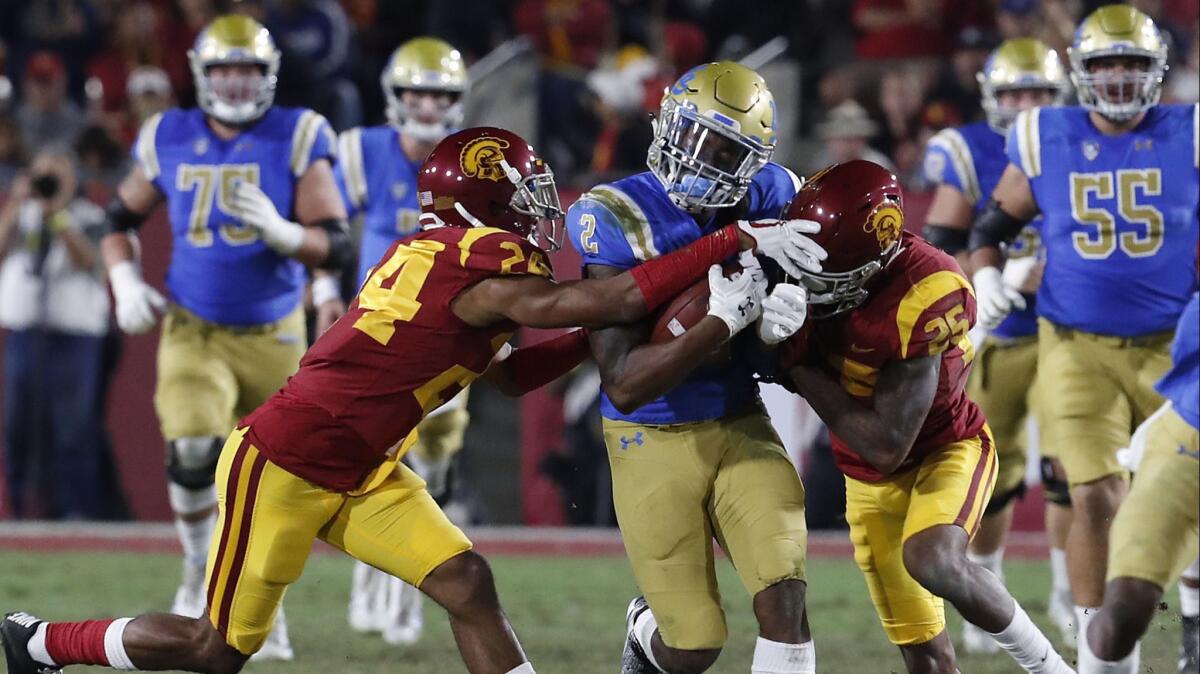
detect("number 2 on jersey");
top-left (353, 239), bottom-right (446, 344)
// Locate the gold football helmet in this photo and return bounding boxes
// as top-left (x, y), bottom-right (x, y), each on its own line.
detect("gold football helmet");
top-left (382, 37), bottom-right (469, 142)
top-left (1068, 5), bottom-right (1167, 123)
top-left (189, 15), bottom-right (280, 125)
top-left (978, 38), bottom-right (1069, 133)
top-left (647, 61), bottom-right (777, 212)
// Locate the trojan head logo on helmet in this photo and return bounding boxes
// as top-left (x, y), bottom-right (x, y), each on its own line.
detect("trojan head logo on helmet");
top-left (1068, 5), bottom-right (1167, 123)
top-left (782, 160), bottom-right (905, 318)
top-left (189, 15), bottom-right (281, 126)
top-left (418, 127), bottom-right (563, 250)
top-left (383, 37), bottom-right (469, 143)
top-left (648, 61), bottom-right (777, 212)
top-left (978, 38), bottom-right (1070, 133)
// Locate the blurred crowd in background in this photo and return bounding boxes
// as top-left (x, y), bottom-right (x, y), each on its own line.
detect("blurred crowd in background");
top-left (0, 0), bottom-right (1197, 522)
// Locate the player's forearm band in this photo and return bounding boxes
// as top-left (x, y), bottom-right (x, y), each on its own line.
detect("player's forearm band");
top-left (630, 224), bottom-right (739, 311)
top-left (968, 200), bottom-right (1028, 252)
top-left (923, 224), bottom-right (969, 255)
top-left (104, 196), bottom-right (148, 233)
top-left (508, 329), bottom-right (591, 394)
top-left (316, 218), bottom-right (354, 270)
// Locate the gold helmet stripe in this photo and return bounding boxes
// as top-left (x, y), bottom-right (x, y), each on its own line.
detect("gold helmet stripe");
top-left (580, 186), bottom-right (659, 262)
top-left (929, 128), bottom-right (980, 204)
top-left (338, 128), bottom-right (368, 209)
top-left (1014, 108), bottom-right (1042, 178)
top-left (134, 112), bottom-right (164, 181)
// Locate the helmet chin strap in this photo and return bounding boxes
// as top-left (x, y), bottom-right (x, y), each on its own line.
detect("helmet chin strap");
top-left (453, 202), bottom-right (488, 228)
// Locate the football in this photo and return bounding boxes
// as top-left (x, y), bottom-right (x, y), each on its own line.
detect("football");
top-left (649, 261), bottom-right (743, 343)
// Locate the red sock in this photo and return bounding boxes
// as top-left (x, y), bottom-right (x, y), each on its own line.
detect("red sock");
top-left (45, 619), bottom-right (114, 666)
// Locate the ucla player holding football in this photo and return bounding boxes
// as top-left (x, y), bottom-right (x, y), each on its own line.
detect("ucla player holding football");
top-left (1077, 290), bottom-right (1198, 673)
top-left (335, 36), bottom-right (472, 645)
top-left (567, 62), bottom-right (825, 674)
top-left (968, 4), bottom-right (1199, 652)
top-left (922, 37), bottom-right (1075, 650)
top-left (97, 15), bottom-right (352, 660)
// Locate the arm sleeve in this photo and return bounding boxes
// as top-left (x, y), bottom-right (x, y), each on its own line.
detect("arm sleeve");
top-left (565, 195), bottom-right (640, 271)
top-left (131, 112), bottom-right (165, 187)
top-left (290, 110), bottom-right (338, 178)
top-left (334, 128), bottom-right (364, 217)
top-left (923, 128), bottom-right (975, 202)
top-left (894, 270), bottom-right (976, 360)
top-left (1006, 109), bottom-right (1043, 180)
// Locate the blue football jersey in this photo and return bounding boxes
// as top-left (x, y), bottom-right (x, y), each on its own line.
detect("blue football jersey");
top-left (1007, 104), bottom-right (1199, 336)
top-left (566, 163), bottom-right (802, 424)
top-left (924, 121), bottom-right (1042, 338)
top-left (334, 126), bottom-right (425, 285)
top-left (1157, 291), bottom-right (1199, 429)
top-left (132, 106), bottom-right (336, 326)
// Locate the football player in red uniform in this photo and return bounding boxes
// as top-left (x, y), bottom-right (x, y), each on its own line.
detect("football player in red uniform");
top-left (0, 127), bottom-right (818, 674)
top-left (774, 161), bottom-right (1073, 674)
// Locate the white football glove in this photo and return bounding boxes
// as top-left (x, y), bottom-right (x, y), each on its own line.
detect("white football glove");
top-left (736, 218), bottom-right (827, 279)
top-left (757, 283), bottom-right (809, 345)
top-left (972, 266), bottom-right (1026, 331)
top-left (231, 181), bottom-right (305, 255)
top-left (1001, 255), bottom-right (1039, 292)
top-left (706, 262), bottom-right (767, 337)
top-left (109, 261), bottom-right (167, 335)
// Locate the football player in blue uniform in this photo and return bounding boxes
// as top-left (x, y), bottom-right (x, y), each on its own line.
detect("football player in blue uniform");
top-left (969, 4), bottom-right (1199, 654)
top-left (1078, 291), bottom-right (1198, 674)
top-left (567, 61), bottom-right (826, 674)
top-left (334, 36), bottom-right (471, 646)
top-left (97, 15), bottom-right (352, 661)
top-left (922, 37), bottom-right (1074, 650)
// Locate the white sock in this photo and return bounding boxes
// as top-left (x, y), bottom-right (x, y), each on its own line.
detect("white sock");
top-left (1075, 605), bottom-right (1099, 649)
top-left (751, 637), bottom-right (815, 674)
top-left (105, 617), bottom-right (137, 671)
top-left (169, 483), bottom-right (217, 579)
top-left (632, 605), bottom-right (666, 673)
top-left (988, 600), bottom-right (1072, 673)
top-left (1049, 547), bottom-right (1070, 595)
top-left (1077, 620), bottom-right (1138, 674)
top-left (504, 663), bottom-right (535, 674)
top-left (968, 547), bottom-right (1005, 581)
top-left (1180, 559), bottom-right (1200, 618)
top-left (27, 623), bottom-right (56, 667)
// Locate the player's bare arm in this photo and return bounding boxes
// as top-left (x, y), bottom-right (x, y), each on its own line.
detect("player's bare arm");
top-left (787, 354), bottom-right (941, 476)
top-left (579, 264), bottom-right (738, 414)
top-left (967, 163), bottom-right (1039, 271)
top-left (100, 165), bottom-right (164, 268)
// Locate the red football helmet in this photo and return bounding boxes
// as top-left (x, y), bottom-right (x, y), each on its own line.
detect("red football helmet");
top-left (783, 160), bottom-right (905, 317)
top-left (417, 126), bottom-right (564, 250)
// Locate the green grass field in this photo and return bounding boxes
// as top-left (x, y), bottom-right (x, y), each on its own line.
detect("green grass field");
top-left (0, 550), bottom-right (1180, 673)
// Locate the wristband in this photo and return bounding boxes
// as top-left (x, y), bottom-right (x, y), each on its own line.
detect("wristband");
top-left (629, 224), bottom-right (739, 311)
top-left (508, 329), bottom-right (591, 394)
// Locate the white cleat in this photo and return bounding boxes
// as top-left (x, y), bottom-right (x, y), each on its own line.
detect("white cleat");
top-left (1048, 589), bottom-right (1075, 647)
top-left (250, 609), bottom-right (294, 662)
top-left (961, 620), bottom-right (1001, 654)
top-left (170, 583), bottom-right (205, 619)
top-left (380, 576), bottom-right (424, 647)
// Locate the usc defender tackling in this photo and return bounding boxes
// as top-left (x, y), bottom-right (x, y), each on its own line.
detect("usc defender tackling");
top-left (0, 127), bottom-right (815, 674)
top-left (775, 161), bottom-right (1073, 674)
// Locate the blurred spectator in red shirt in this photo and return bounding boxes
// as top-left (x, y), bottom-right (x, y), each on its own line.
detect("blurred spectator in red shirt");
top-left (87, 2), bottom-right (189, 131)
top-left (852, 0), bottom-right (950, 60)
top-left (2, 0), bottom-right (103, 106)
top-left (16, 52), bottom-right (88, 151)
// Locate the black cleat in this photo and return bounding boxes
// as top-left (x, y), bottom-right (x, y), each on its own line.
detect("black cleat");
top-left (1181, 615), bottom-right (1199, 674)
top-left (621, 596), bottom-right (658, 674)
top-left (1, 612), bottom-right (61, 674)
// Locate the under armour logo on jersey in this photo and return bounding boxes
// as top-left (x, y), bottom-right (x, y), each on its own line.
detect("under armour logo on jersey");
top-left (1135, 139), bottom-right (1154, 151)
top-left (193, 138), bottom-right (209, 156)
top-left (1082, 141), bottom-right (1099, 161)
top-left (619, 432), bottom-right (644, 450)
top-left (234, 141), bottom-right (253, 152)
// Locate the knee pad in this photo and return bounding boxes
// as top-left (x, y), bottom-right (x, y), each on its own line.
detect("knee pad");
top-left (984, 482), bottom-right (1027, 517)
top-left (166, 437), bottom-right (223, 490)
top-left (1040, 457), bottom-right (1072, 506)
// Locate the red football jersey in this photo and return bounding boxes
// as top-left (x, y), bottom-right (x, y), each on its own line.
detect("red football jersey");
top-left (244, 226), bottom-right (553, 492)
top-left (810, 232), bottom-right (986, 482)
